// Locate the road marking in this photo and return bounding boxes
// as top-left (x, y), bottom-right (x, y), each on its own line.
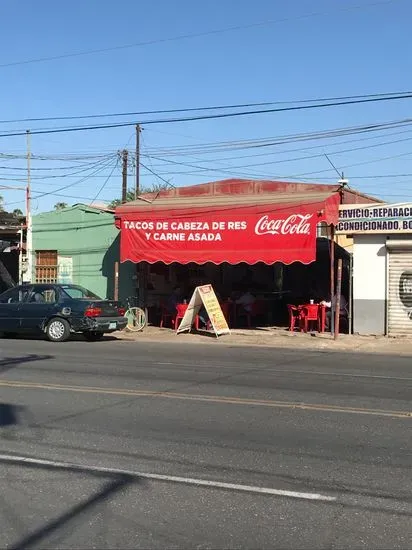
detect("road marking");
top-left (0, 453), bottom-right (336, 502)
top-left (156, 362), bottom-right (412, 381)
top-left (0, 379), bottom-right (410, 418)
top-left (259, 369), bottom-right (412, 382)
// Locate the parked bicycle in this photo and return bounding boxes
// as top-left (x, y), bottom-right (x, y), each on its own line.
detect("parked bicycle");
top-left (124, 296), bottom-right (147, 332)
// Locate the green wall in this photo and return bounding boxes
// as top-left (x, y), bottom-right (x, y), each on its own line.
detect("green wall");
top-left (32, 205), bottom-right (135, 300)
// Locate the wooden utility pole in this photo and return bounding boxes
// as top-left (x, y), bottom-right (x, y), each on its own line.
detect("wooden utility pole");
top-left (26, 130), bottom-right (33, 283)
top-left (329, 224), bottom-right (335, 335)
top-left (114, 261), bottom-right (119, 301)
top-left (121, 149), bottom-right (128, 203)
top-left (135, 124), bottom-right (140, 198)
top-left (334, 259), bottom-right (343, 340)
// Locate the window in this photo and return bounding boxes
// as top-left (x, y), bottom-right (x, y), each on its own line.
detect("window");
top-left (35, 250), bottom-right (58, 283)
top-left (60, 285), bottom-right (101, 300)
top-left (0, 287), bottom-right (30, 304)
top-left (27, 287), bottom-right (57, 304)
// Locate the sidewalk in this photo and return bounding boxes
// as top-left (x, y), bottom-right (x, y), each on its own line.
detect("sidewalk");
top-left (117, 325), bottom-right (412, 355)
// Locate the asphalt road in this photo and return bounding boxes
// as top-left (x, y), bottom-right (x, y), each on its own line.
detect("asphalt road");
top-left (0, 336), bottom-right (411, 549)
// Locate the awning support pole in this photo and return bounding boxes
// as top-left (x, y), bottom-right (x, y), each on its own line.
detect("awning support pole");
top-left (329, 224), bottom-right (335, 335)
top-left (348, 253), bottom-right (353, 335)
top-left (334, 259), bottom-right (342, 340)
top-left (114, 261), bottom-right (119, 301)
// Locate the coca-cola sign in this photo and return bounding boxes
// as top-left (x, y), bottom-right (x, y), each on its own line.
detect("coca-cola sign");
top-left (254, 214), bottom-right (313, 236)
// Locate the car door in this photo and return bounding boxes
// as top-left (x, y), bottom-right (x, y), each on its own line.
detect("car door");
top-left (19, 285), bottom-right (58, 331)
top-left (0, 286), bottom-right (31, 331)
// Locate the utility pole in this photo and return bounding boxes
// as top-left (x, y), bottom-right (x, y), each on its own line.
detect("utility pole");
top-left (135, 124), bottom-right (140, 198)
top-left (25, 130), bottom-right (33, 283)
top-left (121, 149), bottom-right (128, 203)
top-left (334, 259), bottom-right (343, 340)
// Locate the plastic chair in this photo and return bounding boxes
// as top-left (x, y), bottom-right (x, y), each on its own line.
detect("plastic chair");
top-left (300, 304), bottom-right (321, 333)
top-left (238, 300), bottom-right (266, 328)
top-left (174, 303), bottom-right (199, 332)
top-left (159, 304), bottom-right (174, 328)
top-left (287, 304), bottom-right (301, 332)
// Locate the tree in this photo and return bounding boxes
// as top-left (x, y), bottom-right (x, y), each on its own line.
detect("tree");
top-left (54, 202), bottom-right (68, 210)
top-left (12, 208), bottom-right (23, 217)
top-left (108, 184), bottom-right (169, 209)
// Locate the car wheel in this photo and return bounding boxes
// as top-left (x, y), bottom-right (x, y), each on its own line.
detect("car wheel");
top-left (46, 318), bottom-right (71, 342)
top-left (83, 331), bottom-right (104, 342)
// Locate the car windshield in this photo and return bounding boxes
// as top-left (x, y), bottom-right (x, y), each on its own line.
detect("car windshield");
top-left (60, 285), bottom-right (101, 300)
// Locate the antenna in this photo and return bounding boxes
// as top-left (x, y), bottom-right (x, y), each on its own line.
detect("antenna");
top-left (324, 154), bottom-right (349, 187)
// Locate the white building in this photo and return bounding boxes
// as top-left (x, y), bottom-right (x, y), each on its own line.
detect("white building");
top-left (336, 203), bottom-right (412, 336)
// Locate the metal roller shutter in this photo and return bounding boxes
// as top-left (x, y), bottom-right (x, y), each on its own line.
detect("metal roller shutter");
top-left (388, 250), bottom-right (412, 336)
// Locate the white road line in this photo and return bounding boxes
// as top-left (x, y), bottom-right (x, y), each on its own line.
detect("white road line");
top-left (0, 453), bottom-right (336, 502)
top-left (155, 363), bottom-right (412, 381)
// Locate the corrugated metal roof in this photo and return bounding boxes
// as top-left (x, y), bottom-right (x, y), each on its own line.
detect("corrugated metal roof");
top-left (116, 191), bottom-right (336, 213)
top-left (115, 178), bottom-right (382, 215)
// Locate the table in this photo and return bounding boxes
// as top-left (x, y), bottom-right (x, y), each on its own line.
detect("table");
top-left (298, 303), bottom-right (326, 333)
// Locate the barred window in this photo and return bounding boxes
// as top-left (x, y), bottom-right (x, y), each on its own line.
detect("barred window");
top-left (35, 250), bottom-right (58, 283)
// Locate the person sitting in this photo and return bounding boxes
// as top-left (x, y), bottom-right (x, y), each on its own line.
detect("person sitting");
top-left (166, 286), bottom-right (183, 314)
top-left (197, 306), bottom-right (209, 329)
top-left (322, 293), bottom-right (348, 331)
top-left (236, 289), bottom-right (256, 314)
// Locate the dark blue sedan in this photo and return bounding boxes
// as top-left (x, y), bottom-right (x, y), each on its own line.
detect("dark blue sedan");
top-left (0, 283), bottom-right (127, 342)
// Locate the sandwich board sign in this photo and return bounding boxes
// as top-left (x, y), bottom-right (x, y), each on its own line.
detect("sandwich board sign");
top-left (176, 284), bottom-right (230, 338)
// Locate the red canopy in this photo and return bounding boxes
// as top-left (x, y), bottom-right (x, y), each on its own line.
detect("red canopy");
top-left (116, 189), bottom-right (340, 265)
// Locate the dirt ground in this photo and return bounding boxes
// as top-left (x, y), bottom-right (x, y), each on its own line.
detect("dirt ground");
top-left (117, 325), bottom-right (412, 355)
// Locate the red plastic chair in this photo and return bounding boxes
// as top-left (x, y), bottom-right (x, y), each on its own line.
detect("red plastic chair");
top-left (174, 303), bottom-right (199, 332)
top-left (299, 304), bottom-right (321, 333)
top-left (287, 304), bottom-right (301, 332)
top-left (160, 304), bottom-right (174, 328)
top-left (238, 300), bottom-right (266, 328)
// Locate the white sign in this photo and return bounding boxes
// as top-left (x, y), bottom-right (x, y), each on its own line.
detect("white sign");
top-left (177, 284), bottom-right (230, 338)
top-left (57, 256), bottom-right (73, 284)
top-left (336, 203), bottom-right (412, 235)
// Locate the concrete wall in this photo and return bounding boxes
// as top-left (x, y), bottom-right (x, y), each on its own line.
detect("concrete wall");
top-left (353, 234), bottom-right (387, 335)
top-left (32, 206), bottom-right (135, 300)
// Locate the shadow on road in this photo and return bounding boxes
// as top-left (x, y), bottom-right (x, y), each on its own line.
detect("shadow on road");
top-left (0, 404), bottom-right (20, 427)
top-left (0, 354), bottom-right (53, 375)
top-left (0, 456), bottom-right (138, 549)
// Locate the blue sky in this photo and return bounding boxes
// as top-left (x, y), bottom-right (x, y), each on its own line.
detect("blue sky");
top-left (0, 0), bottom-right (411, 213)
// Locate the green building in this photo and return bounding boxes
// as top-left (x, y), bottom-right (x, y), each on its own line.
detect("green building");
top-left (32, 204), bottom-right (134, 300)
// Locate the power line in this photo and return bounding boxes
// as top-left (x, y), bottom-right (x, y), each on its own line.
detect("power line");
top-left (0, 91), bottom-right (409, 125)
top-left (287, 149), bottom-right (412, 179)
top-left (0, 0), bottom-right (397, 69)
top-left (0, 156), bottom-right (117, 181)
top-left (0, 158), bottom-right (113, 170)
top-left (140, 133), bottom-right (412, 176)
top-left (4, 157), bottom-right (116, 207)
top-left (142, 119), bottom-right (412, 156)
top-left (142, 126), bottom-right (412, 165)
top-left (139, 161), bottom-right (175, 189)
top-left (89, 159), bottom-right (119, 206)
top-left (1, 96), bottom-right (412, 139)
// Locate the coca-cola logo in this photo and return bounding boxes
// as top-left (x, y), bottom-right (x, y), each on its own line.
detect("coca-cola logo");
top-left (254, 214), bottom-right (313, 236)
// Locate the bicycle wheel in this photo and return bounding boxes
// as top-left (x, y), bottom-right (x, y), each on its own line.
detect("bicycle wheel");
top-left (125, 307), bottom-right (146, 332)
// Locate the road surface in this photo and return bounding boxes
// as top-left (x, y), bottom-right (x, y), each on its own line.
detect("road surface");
top-left (0, 336), bottom-right (411, 549)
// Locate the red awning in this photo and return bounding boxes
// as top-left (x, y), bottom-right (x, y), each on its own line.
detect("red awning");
top-left (116, 190), bottom-right (340, 265)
